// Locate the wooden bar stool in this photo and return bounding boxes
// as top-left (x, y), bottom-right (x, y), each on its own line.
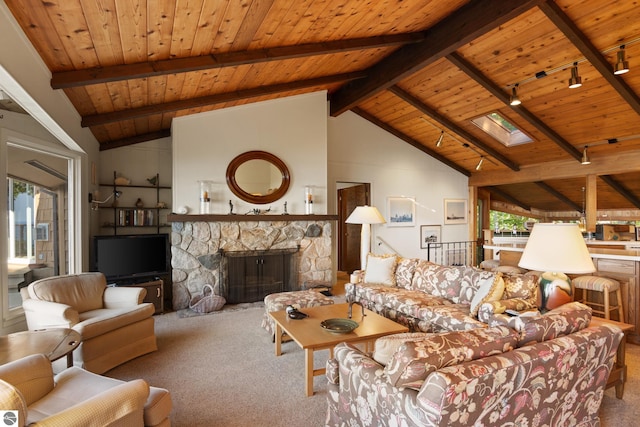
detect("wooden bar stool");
top-left (572, 275), bottom-right (625, 322)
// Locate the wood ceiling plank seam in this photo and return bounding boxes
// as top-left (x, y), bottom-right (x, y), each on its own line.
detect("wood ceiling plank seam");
top-left (114, 0), bottom-right (148, 64)
top-left (127, 77), bottom-right (149, 110)
top-left (256, 0), bottom-right (318, 47)
top-left (4, 0), bottom-right (74, 70)
top-left (245, 0), bottom-right (298, 49)
top-left (599, 175), bottom-right (640, 210)
top-left (62, 87), bottom-right (98, 115)
top-left (539, 0), bottom-right (640, 116)
top-left (84, 83), bottom-right (117, 114)
top-left (80, 0), bottom-right (125, 66)
top-left (98, 129), bottom-right (172, 151)
top-left (46, 0), bottom-right (102, 69)
top-left (228, 0), bottom-right (276, 50)
top-left (146, 0), bottom-right (176, 60)
top-left (189, 0), bottom-right (228, 56)
top-left (106, 80), bottom-right (133, 112)
top-left (81, 71), bottom-right (366, 126)
top-left (351, 107), bottom-right (471, 177)
top-left (166, 73), bottom-right (190, 102)
top-left (168, 0), bottom-right (205, 58)
top-left (210, 0), bottom-right (253, 53)
top-left (534, 181), bottom-right (581, 211)
top-left (146, 74), bottom-right (169, 106)
top-left (486, 186), bottom-right (530, 211)
top-left (329, 0), bottom-right (545, 116)
top-left (388, 85), bottom-right (521, 172)
top-left (446, 51), bottom-right (583, 162)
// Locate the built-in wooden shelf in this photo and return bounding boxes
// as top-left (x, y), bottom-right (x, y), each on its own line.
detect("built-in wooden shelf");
top-left (168, 214), bottom-right (338, 222)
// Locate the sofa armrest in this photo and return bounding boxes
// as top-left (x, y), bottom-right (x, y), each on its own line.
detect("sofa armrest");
top-left (22, 299), bottom-right (79, 328)
top-left (0, 354), bottom-right (54, 406)
top-left (33, 379), bottom-right (149, 427)
top-left (477, 297), bottom-right (537, 323)
top-left (103, 286), bottom-right (147, 308)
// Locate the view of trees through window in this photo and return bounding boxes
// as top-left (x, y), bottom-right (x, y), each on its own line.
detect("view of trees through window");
top-left (490, 211), bottom-right (536, 232)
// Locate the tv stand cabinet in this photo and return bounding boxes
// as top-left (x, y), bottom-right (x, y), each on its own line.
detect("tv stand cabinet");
top-left (111, 277), bottom-right (165, 314)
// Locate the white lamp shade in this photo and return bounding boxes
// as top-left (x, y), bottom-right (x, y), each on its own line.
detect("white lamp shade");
top-left (518, 223), bottom-right (595, 273)
top-left (345, 206), bottom-right (386, 225)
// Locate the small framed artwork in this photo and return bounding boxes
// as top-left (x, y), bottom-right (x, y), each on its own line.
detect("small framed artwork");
top-left (387, 196), bottom-right (415, 227)
top-left (444, 199), bottom-right (468, 224)
top-left (420, 225), bottom-right (441, 249)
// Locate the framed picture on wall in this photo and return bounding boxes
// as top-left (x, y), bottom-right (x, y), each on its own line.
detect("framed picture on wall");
top-left (420, 225), bottom-right (441, 249)
top-left (387, 196), bottom-right (415, 227)
top-left (444, 199), bottom-right (468, 224)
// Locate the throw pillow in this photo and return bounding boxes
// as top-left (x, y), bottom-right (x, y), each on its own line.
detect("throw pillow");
top-left (384, 326), bottom-right (518, 390)
top-left (515, 301), bottom-right (593, 346)
top-left (364, 253), bottom-right (398, 286)
top-left (373, 332), bottom-right (432, 365)
top-left (470, 274), bottom-right (505, 316)
top-left (502, 273), bottom-right (538, 300)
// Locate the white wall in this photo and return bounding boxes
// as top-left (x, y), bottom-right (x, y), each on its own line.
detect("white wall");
top-left (172, 92), bottom-right (328, 215)
top-left (328, 111), bottom-right (469, 259)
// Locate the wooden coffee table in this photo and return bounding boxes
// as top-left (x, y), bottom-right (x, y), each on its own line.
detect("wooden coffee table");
top-left (0, 328), bottom-right (81, 368)
top-left (269, 303), bottom-right (408, 396)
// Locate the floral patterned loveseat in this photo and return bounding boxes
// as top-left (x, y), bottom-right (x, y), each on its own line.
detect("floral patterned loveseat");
top-left (326, 302), bottom-right (623, 427)
top-left (346, 254), bottom-right (539, 333)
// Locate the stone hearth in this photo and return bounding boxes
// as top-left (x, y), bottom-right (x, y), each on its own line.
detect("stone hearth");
top-left (169, 216), bottom-right (335, 310)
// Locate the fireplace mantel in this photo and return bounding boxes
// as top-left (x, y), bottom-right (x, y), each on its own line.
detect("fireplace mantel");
top-left (168, 214), bottom-right (338, 222)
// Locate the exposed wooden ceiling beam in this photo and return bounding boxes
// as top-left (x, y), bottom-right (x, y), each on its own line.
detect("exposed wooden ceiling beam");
top-left (51, 33), bottom-right (423, 89)
top-left (485, 186), bottom-right (531, 211)
top-left (539, 0), bottom-right (640, 116)
top-left (351, 107), bottom-right (471, 177)
top-left (599, 175), bottom-right (640, 209)
top-left (329, 0), bottom-right (544, 116)
top-left (446, 52), bottom-right (583, 162)
top-left (469, 150), bottom-right (640, 186)
top-left (81, 72), bottom-right (366, 127)
top-left (388, 85), bottom-right (520, 172)
top-left (98, 130), bottom-right (172, 151)
top-left (534, 181), bottom-right (582, 212)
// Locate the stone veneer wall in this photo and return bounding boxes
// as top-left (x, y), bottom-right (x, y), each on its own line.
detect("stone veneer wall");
top-left (171, 220), bottom-right (333, 309)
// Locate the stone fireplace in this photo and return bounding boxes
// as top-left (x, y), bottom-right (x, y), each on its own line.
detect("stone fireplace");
top-left (168, 214), bottom-right (336, 309)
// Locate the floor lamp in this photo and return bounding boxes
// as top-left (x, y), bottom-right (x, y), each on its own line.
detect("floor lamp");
top-left (346, 205), bottom-right (386, 271)
top-left (518, 223), bottom-right (595, 312)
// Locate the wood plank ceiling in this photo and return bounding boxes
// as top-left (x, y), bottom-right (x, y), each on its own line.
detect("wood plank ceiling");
top-left (4, 0), bottom-right (640, 219)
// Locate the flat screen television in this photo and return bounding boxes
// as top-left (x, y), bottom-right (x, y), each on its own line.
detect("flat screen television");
top-left (92, 234), bottom-right (170, 281)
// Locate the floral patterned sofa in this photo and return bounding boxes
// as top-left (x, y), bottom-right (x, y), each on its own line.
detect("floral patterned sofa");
top-left (326, 302), bottom-right (623, 427)
top-left (346, 254), bottom-right (539, 333)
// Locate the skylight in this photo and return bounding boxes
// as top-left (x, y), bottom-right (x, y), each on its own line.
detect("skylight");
top-left (471, 112), bottom-right (533, 147)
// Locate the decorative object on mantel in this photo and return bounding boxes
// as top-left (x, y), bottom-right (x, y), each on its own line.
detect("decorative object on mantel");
top-left (198, 180), bottom-right (213, 214)
top-left (176, 206), bottom-right (189, 214)
top-left (346, 205), bottom-right (386, 270)
top-left (146, 175), bottom-right (158, 186)
top-left (518, 223), bottom-right (595, 313)
top-left (282, 201), bottom-right (289, 215)
top-left (305, 186), bottom-right (314, 214)
top-left (114, 175), bottom-right (130, 186)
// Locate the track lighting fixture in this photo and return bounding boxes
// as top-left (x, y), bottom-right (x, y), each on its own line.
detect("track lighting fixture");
top-left (581, 146), bottom-right (591, 165)
top-left (475, 157), bottom-right (484, 171)
top-left (435, 130), bottom-right (444, 147)
top-left (614, 45), bottom-right (630, 75)
top-left (568, 62), bottom-right (582, 88)
top-left (509, 84), bottom-right (521, 106)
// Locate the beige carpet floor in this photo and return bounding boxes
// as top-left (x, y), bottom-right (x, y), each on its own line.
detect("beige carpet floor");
top-left (106, 305), bottom-right (640, 426)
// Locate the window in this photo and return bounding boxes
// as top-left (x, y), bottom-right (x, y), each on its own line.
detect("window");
top-left (471, 112), bottom-right (533, 147)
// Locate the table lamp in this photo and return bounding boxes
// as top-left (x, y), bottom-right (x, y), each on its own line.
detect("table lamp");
top-left (518, 223), bottom-right (595, 312)
top-left (346, 205), bottom-right (386, 271)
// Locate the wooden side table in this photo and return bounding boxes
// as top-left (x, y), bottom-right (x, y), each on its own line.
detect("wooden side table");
top-left (590, 317), bottom-right (634, 399)
top-left (0, 329), bottom-right (81, 368)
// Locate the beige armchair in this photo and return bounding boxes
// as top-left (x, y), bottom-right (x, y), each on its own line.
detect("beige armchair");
top-left (21, 272), bottom-right (157, 374)
top-left (0, 353), bottom-right (171, 427)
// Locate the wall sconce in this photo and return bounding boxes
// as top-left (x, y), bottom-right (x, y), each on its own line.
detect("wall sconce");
top-left (435, 130), bottom-right (444, 147)
top-left (509, 84), bottom-right (521, 106)
top-left (568, 62), bottom-right (582, 88)
top-left (614, 45), bottom-right (630, 75)
top-left (91, 190), bottom-right (122, 210)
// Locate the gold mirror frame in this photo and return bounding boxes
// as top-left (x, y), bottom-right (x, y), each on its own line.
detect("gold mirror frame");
top-left (226, 151), bottom-right (290, 205)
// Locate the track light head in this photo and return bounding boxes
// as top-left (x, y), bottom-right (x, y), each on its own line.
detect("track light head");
top-left (475, 157), bottom-right (484, 171)
top-left (614, 45), bottom-right (630, 75)
top-left (436, 131), bottom-right (444, 147)
top-left (568, 62), bottom-right (582, 88)
top-left (581, 146), bottom-right (591, 165)
top-left (510, 84), bottom-right (521, 106)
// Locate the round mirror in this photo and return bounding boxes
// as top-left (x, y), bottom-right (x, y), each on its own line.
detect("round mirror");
top-left (226, 151), bottom-right (290, 204)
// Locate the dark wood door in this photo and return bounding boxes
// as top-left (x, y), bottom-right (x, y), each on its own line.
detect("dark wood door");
top-left (338, 184), bottom-right (369, 273)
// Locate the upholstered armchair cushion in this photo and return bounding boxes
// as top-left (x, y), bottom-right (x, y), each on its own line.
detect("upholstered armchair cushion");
top-left (27, 273), bottom-right (106, 313)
